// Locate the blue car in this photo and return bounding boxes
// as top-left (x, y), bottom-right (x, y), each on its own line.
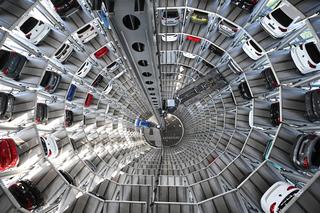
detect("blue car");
top-left (66, 84), bottom-right (77, 101)
top-left (98, 11), bottom-right (110, 29)
top-left (135, 118), bottom-right (140, 127)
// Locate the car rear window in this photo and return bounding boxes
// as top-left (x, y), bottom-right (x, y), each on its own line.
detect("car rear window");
top-left (305, 42), bottom-right (320, 63)
top-left (278, 191), bottom-right (299, 210)
top-left (311, 139), bottom-right (320, 166)
top-left (249, 40), bottom-right (262, 52)
top-left (163, 10), bottom-right (179, 18)
top-left (55, 44), bottom-right (66, 56)
top-left (271, 8), bottom-right (293, 27)
top-left (78, 62), bottom-right (87, 71)
top-left (107, 61), bottom-right (117, 68)
top-left (77, 24), bottom-right (92, 34)
top-left (20, 17), bottom-right (39, 34)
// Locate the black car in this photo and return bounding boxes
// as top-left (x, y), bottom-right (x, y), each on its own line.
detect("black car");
top-left (35, 103), bottom-right (48, 124)
top-left (260, 68), bottom-right (279, 90)
top-left (231, 0), bottom-right (259, 12)
top-left (89, 192), bottom-right (105, 200)
top-left (9, 180), bottom-right (44, 211)
top-left (69, 138), bottom-right (77, 151)
top-left (50, 0), bottom-right (81, 18)
top-left (65, 110), bottom-right (73, 127)
top-left (291, 134), bottom-right (320, 172)
top-left (208, 44), bottom-right (224, 56)
top-left (270, 102), bottom-right (281, 126)
top-left (305, 89), bottom-right (320, 122)
top-left (0, 50), bottom-right (27, 80)
top-left (0, 92), bottom-right (15, 121)
top-left (202, 60), bottom-right (214, 68)
top-left (91, 74), bottom-right (103, 87)
top-left (40, 71), bottom-right (61, 94)
top-left (59, 170), bottom-right (76, 186)
top-left (238, 82), bottom-right (252, 100)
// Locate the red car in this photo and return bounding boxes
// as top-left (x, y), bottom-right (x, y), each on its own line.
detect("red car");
top-left (0, 138), bottom-right (19, 171)
top-left (84, 93), bottom-right (94, 107)
top-left (94, 46), bottom-right (109, 59)
top-left (186, 35), bottom-right (201, 43)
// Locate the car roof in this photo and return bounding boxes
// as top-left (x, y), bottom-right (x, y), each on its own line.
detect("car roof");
top-left (314, 42), bottom-right (320, 51)
top-left (278, 3), bottom-right (301, 20)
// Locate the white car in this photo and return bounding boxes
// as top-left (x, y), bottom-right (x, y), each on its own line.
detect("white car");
top-left (40, 135), bottom-right (59, 158)
top-left (18, 16), bottom-right (51, 45)
top-left (242, 39), bottom-right (263, 60)
top-left (182, 51), bottom-right (196, 59)
top-left (75, 23), bottom-right (98, 43)
top-left (291, 42), bottom-right (320, 74)
top-left (249, 110), bottom-right (253, 127)
top-left (53, 42), bottom-right (74, 63)
top-left (261, 181), bottom-right (299, 213)
top-left (261, 3), bottom-right (301, 38)
top-left (161, 9), bottom-right (180, 26)
top-left (161, 34), bottom-right (178, 42)
top-left (76, 61), bottom-right (92, 77)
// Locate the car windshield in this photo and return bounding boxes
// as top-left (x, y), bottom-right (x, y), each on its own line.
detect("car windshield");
top-left (163, 10), bottom-right (179, 18)
top-left (20, 17), bottom-right (39, 34)
top-left (305, 43), bottom-right (320, 63)
top-left (194, 11), bottom-right (207, 19)
top-left (271, 8), bottom-right (293, 27)
top-left (77, 24), bottom-right (91, 34)
top-left (0, 51), bottom-right (10, 69)
top-left (210, 44), bottom-right (224, 55)
top-left (278, 191), bottom-right (298, 210)
top-left (37, 104), bottom-right (45, 118)
top-left (249, 40), bottom-right (262, 52)
top-left (40, 137), bottom-right (48, 155)
top-left (311, 139), bottom-right (320, 166)
top-left (40, 72), bottom-right (52, 87)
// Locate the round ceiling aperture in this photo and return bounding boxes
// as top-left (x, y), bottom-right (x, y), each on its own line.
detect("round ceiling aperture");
top-left (123, 15), bottom-right (141, 30)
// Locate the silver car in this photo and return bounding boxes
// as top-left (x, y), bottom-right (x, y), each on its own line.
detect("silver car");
top-left (161, 9), bottom-right (180, 26)
top-left (218, 19), bottom-right (239, 37)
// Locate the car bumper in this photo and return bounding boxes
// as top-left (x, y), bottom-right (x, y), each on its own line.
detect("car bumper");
top-left (161, 20), bottom-right (179, 26)
top-left (32, 26), bottom-right (51, 45)
top-left (260, 19), bottom-right (285, 39)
